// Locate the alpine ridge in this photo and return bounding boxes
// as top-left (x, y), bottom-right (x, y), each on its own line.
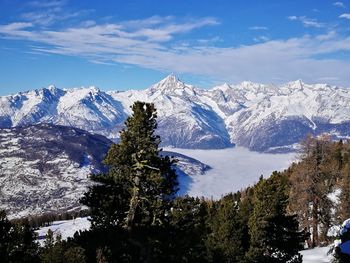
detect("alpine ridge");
top-left (1, 75), bottom-right (350, 152)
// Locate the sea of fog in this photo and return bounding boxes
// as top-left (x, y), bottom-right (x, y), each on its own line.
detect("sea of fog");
top-left (165, 147), bottom-right (297, 199)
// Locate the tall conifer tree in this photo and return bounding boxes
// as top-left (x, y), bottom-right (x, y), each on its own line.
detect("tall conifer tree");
top-left (81, 101), bottom-right (178, 261)
top-left (247, 172), bottom-right (307, 263)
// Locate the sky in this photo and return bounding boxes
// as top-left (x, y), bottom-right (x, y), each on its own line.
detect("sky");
top-left (1, 0), bottom-right (350, 95)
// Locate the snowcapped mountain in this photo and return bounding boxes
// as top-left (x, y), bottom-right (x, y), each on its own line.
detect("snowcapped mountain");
top-left (1, 75), bottom-right (350, 152)
top-left (0, 124), bottom-right (209, 217)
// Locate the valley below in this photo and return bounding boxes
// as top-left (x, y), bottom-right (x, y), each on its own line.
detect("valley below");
top-left (167, 147), bottom-right (296, 198)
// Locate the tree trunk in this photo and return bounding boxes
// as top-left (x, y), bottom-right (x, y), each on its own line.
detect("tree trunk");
top-left (311, 198), bottom-right (319, 248)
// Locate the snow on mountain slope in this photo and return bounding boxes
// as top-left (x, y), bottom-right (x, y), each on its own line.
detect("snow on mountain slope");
top-left (109, 75), bottom-right (232, 148)
top-left (220, 80), bottom-right (350, 151)
top-left (1, 75), bottom-right (350, 151)
top-left (0, 124), bottom-right (209, 218)
top-left (0, 124), bottom-right (113, 218)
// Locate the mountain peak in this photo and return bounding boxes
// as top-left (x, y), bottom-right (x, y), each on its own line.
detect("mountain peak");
top-left (159, 74), bottom-right (181, 85)
top-left (148, 74), bottom-right (186, 93)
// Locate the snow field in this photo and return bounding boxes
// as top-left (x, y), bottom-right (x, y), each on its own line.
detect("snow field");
top-left (36, 217), bottom-right (90, 244)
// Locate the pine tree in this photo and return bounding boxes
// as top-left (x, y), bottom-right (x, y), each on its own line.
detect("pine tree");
top-left (7, 221), bottom-right (40, 262)
top-left (40, 230), bottom-right (64, 263)
top-left (63, 246), bottom-right (86, 263)
top-left (0, 210), bottom-right (39, 263)
top-left (207, 193), bottom-right (247, 262)
top-left (81, 101), bottom-right (178, 261)
top-left (82, 101), bottom-right (178, 230)
top-left (166, 196), bottom-right (209, 262)
top-left (0, 210), bottom-right (12, 262)
top-left (247, 172), bottom-right (307, 263)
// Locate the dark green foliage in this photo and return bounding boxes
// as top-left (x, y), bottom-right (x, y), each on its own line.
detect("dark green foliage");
top-left (206, 193), bottom-right (248, 262)
top-left (40, 230), bottom-right (64, 263)
top-left (80, 101), bottom-right (179, 261)
top-left (40, 229), bottom-right (86, 263)
top-left (0, 210), bottom-right (12, 261)
top-left (0, 210), bottom-right (40, 263)
top-left (247, 172), bottom-right (307, 263)
top-left (82, 101), bottom-right (178, 231)
top-left (166, 196), bottom-right (209, 262)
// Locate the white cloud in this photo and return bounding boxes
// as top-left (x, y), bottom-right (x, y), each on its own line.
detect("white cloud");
top-left (340, 13), bottom-right (350, 19)
top-left (288, 16), bottom-right (324, 28)
top-left (197, 36), bottom-right (222, 45)
top-left (0, 17), bottom-right (350, 86)
top-left (316, 30), bottom-right (337, 41)
top-left (334, 2), bottom-right (346, 8)
top-left (22, 0), bottom-right (93, 26)
top-left (249, 26), bottom-right (268, 30)
top-left (253, 36), bottom-right (269, 42)
top-left (28, 0), bottom-right (66, 8)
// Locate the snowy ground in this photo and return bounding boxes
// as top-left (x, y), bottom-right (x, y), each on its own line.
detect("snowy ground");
top-left (36, 217), bottom-right (90, 244)
top-left (167, 147), bottom-right (296, 198)
top-left (301, 247), bottom-right (332, 263)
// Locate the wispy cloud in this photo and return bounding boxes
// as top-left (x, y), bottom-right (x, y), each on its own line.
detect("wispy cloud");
top-left (0, 17), bottom-right (350, 84)
top-left (28, 0), bottom-right (66, 8)
top-left (288, 16), bottom-right (324, 28)
top-left (253, 36), bottom-right (269, 42)
top-left (340, 13), bottom-right (350, 19)
top-left (249, 26), bottom-right (268, 31)
top-left (22, 0), bottom-right (93, 26)
top-left (197, 36), bottom-right (222, 45)
top-left (0, 16), bottom-right (349, 86)
top-left (334, 2), bottom-right (346, 8)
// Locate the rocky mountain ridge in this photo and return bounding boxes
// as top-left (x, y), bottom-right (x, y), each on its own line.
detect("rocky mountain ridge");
top-left (1, 75), bottom-right (350, 152)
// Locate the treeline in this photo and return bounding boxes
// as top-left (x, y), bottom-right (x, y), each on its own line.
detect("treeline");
top-left (1, 101), bottom-right (350, 262)
top-left (0, 175), bottom-right (307, 263)
top-left (12, 210), bottom-right (90, 229)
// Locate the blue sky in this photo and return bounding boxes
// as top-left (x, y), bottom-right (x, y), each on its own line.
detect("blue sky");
top-left (1, 0), bottom-right (350, 95)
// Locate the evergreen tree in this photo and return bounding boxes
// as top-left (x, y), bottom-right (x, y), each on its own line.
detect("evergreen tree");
top-left (63, 246), bottom-right (86, 263)
top-left (0, 210), bottom-right (12, 262)
top-left (207, 193), bottom-right (247, 262)
top-left (247, 172), bottom-right (307, 263)
top-left (0, 210), bottom-right (39, 263)
top-left (40, 230), bottom-right (64, 263)
top-left (7, 221), bottom-right (40, 262)
top-left (81, 101), bottom-right (178, 261)
top-left (166, 196), bottom-right (209, 262)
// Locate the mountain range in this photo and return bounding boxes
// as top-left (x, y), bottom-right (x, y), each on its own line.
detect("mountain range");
top-left (1, 75), bottom-right (350, 152)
